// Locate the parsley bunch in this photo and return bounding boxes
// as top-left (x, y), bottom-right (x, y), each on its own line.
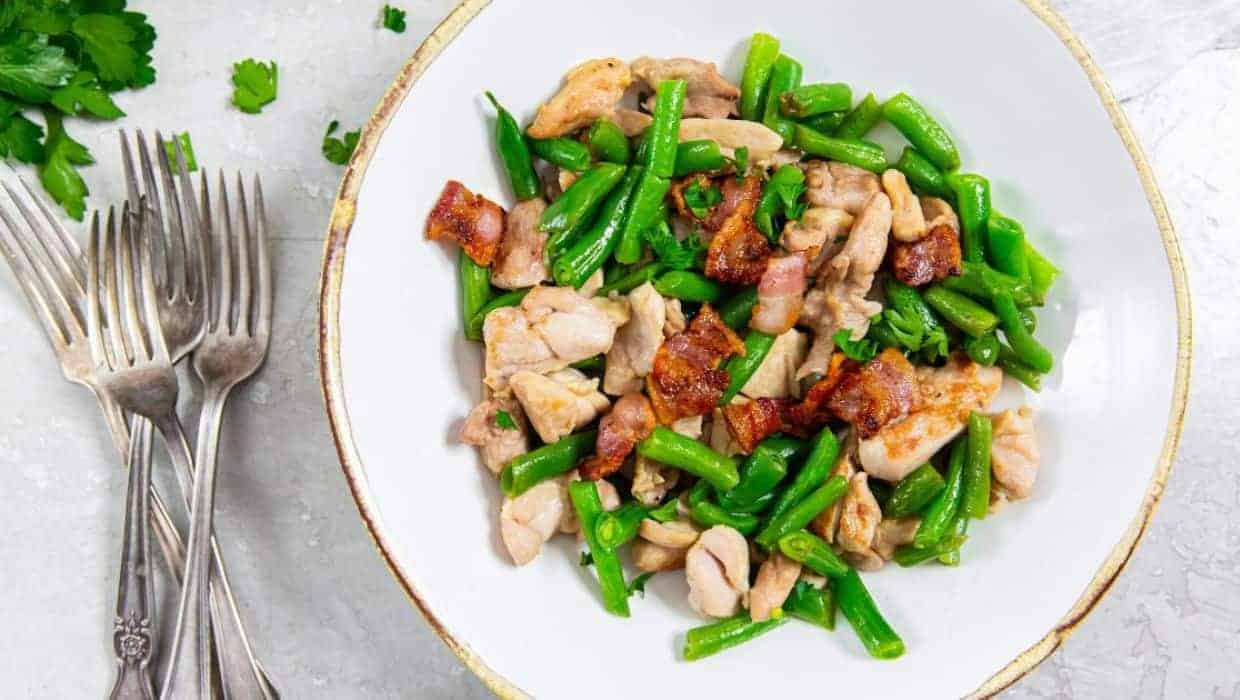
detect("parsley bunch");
top-left (0, 1), bottom-right (156, 219)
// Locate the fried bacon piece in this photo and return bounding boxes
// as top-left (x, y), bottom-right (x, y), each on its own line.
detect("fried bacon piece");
top-left (785, 352), bottom-right (850, 432)
top-left (647, 305), bottom-right (745, 424)
top-left (890, 223), bottom-right (963, 287)
top-left (670, 174), bottom-right (713, 221)
top-left (722, 397), bottom-right (793, 454)
top-left (425, 180), bottom-right (505, 266)
top-left (579, 393), bottom-right (656, 480)
top-left (824, 348), bottom-right (920, 439)
top-left (704, 177), bottom-right (770, 285)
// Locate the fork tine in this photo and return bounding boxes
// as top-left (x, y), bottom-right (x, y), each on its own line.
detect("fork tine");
top-left (116, 202), bottom-right (150, 361)
top-left (252, 175), bottom-right (272, 337)
top-left (198, 169), bottom-right (213, 312)
top-left (235, 173), bottom-right (252, 336)
top-left (2, 181), bottom-right (87, 318)
top-left (134, 130), bottom-right (169, 291)
top-left (0, 190), bottom-right (85, 340)
top-left (172, 134), bottom-right (206, 305)
top-left (102, 207), bottom-right (130, 365)
top-left (215, 171), bottom-right (234, 333)
top-left (15, 176), bottom-right (88, 283)
top-left (86, 212), bottom-right (108, 367)
top-left (134, 200), bottom-right (170, 362)
top-left (0, 217), bottom-right (69, 353)
top-left (119, 131), bottom-right (143, 219)
top-left (154, 131), bottom-right (189, 298)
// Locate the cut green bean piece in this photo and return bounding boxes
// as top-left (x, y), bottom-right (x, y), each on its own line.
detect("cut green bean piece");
top-left (484, 92), bottom-right (539, 201)
top-left (648, 498), bottom-right (680, 523)
top-left (500, 431), bottom-right (598, 497)
top-left (459, 251), bottom-right (491, 342)
top-left (762, 55), bottom-right (803, 145)
top-left (894, 147), bottom-right (953, 200)
top-left (739, 32), bottom-right (781, 122)
top-left (962, 412), bottom-right (993, 520)
top-left (777, 530), bottom-right (849, 578)
top-left (948, 172), bottom-right (991, 263)
top-left (986, 212), bottom-right (1032, 285)
top-left (654, 270), bottom-right (723, 303)
top-left (836, 569), bottom-right (905, 659)
top-left (637, 426), bottom-right (740, 491)
top-left (833, 93), bottom-right (881, 140)
top-left (998, 345), bottom-right (1044, 391)
top-left (528, 136), bottom-right (592, 172)
top-left (587, 118), bottom-right (631, 164)
top-left (720, 330), bottom-right (776, 404)
top-left (993, 293), bottom-right (1054, 373)
top-left (596, 262), bottom-right (666, 297)
top-left (718, 287), bottom-right (759, 331)
top-left (894, 531), bottom-right (967, 567)
top-left (673, 140), bottom-right (728, 177)
top-left (783, 580), bottom-right (836, 630)
top-left (542, 163), bottom-right (627, 257)
top-left (937, 515), bottom-right (970, 566)
top-left (718, 444), bottom-right (788, 509)
top-left (1025, 241), bottom-right (1060, 305)
top-left (683, 613), bottom-right (788, 661)
top-left (614, 169), bottom-right (671, 264)
top-left (939, 260), bottom-right (1035, 308)
top-left (801, 111), bottom-right (847, 135)
top-left (646, 79), bottom-right (687, 178)
top-left (884, 464), bottom-right (946, 519)
top-left (881, 93), bottom-right (960, 171)
top-left (761, 435), bottom-right (810, 464)
top-left (570, 355), bottom-right (604, 373)
top-left (779, 82), bottom-right (852, 119)
top-left (756, 476), bottom-right (848, 550)
top-left (793, 125), bottom-right (887, 173)
top-left (963, 332), bottom-right (1001, 367)
top-left (913, 439), bottom-right (966, 549)
top-left (763, 428), bottom-right (839, 531)
top-left (690, 499), bottom-right (761, 535)
top-left (568, 480), bottom-right (630, 617)
top-left (553, 165), bottom-right (641, 288)
top-left (923, 285), bottom-right (1000, 338)
top-left (595, 501), bottom-right (650, 549)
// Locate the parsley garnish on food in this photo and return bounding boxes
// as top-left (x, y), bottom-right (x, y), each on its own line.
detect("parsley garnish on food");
top-left (773, 175), bottom-right (807, 221)
top-left (648, 499), bottom-right (679, 523)
top-left (322, 120), bottom-right (360, 165)
top-left (494, 409), bottom-right (518, 431)
top-left (231, 59), bottom-right (278, 114)
top-left (732, 146), bottom-right (749, 180)
top-left (578, 551), bottom-right (594, 567)
top-left (833, 329), bottom-right (878, 362)
top-left (162, 132), bottom-right (197, 172)
top-left (682, 179), bottom-right (722, 220)
top-left (644, 221), bottom-right (705, 271)
top-left (626, 572), bottom-right (656, 599)
top-left (381, 5), bottom-right (408, 33)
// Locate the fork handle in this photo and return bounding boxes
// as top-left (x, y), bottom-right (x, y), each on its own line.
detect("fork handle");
top-left (109, 416), bottom-right (157, 700)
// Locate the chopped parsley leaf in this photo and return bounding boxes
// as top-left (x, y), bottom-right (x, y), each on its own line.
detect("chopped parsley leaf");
top-left (231, 59), bottom-right (278, 114)
top-left (322, 120), bottom-right (360, 165)
top-left (494, 410), bottom-right (518, 431)
top-left (682, 179), bottom-right (722, 220)
top-left (381, 5), bottom-right (408, 33)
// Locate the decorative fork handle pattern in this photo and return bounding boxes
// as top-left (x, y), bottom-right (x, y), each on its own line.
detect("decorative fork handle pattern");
top-left (109, 416), bottom-right (156, 700)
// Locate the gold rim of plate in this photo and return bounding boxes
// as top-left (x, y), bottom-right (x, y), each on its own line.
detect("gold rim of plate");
top-left (316, 1), bottom-right (1193, 697)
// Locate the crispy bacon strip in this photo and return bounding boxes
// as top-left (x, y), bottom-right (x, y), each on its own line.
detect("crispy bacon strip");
top-left (670, 174), bottom-right (713, 221)
top-left (751, 254), bottom-right (807, 335)
top-left (425, 180), bottom-right (506, 266)
top-left (891, 223), bottom-right (963, 287)
top-left (722, 397), bottom-right (793, 454)
top-left (785, 352), bottom-right (850, 432)
top-left (704, 177), bottom-right (770, 285)
top-left (579, 393), bottom-right (656, 480)
top-left (647, 305), bottom-right (745, 424)
top-left (824, 348), bottom-right (920, 439)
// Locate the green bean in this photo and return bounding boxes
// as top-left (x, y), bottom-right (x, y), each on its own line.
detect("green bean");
top-left (912, 439), bottom-right (966, 549)
top-left (637, 426), bottom-right (740, 491)
top-left (754, 164), bottom-right (805, 240)
top-left (718, 286), bottom-right (759, 331)
top-left (595, 261), bottom-right (666, 296)
top-left (718, 444), bottom-right (788, 509)
top-left (986, 213), bottom-right (1032, 285)
top-left (939, 260), bottom-right (1035, 308)
top-left (466, 287), bottom-right (531, 341)
top-left (718, 490), bottom-right (776, 515)
top-left (648, 498), bottom-right (680, 523)
top-left (683, 613), bottom-right (788, 661)
top-left (553, 166), bottom-right (640, 288)
top-left (646, 79), bottom-right (687, 178)
top-left (884, 464), bottom-right (946, 519)
top-left (993, 293), bottom-right (1053, 373)
top-left (568, 480), bottom-right (630, 617)
top-left (836, 569), bottom-right (905, 659)
top-left (894, 530), bottom-right (967, 567)
top-left (783, 580), bottom-right (835, 630)
top-left (779, 83), bottom-right (852, 119)
top-left (923, 285), bottom-right (999, 338)
top-left (1025, 241), bottom-right (1060, 305)
top-left (542, 163), bottom-right (626, 257)
top-left (570, 354), bottom-right (604, 373)
top-left (800, 111), bottom-right (847, 135)
top-left (962, 412), bottom-right (993, 520)
top-left (762, 55), bottom-right (803, 146)
top-left (484, 91), bottom-right (539, 201)
top-left (739, 32), bottom-right (782, 122)
top-left (721, 331), bottom-right (777, 403)
top-left (673, 140), bottom-right (728, 177)
top-left (761, 435), bottom-right (810, 464)
top-left (614, 169), bottom-right (671, 264)
top-left (763, 428), bottom-right (839, 530)
top-left (998, 345), bottom-right (1043, 391)
top-left (777, 530), bottom-right (849, 578)
top-left (528, 136), bottom-right (592, 172)
top-left (937, 515), bottom-right (970, 566)
top-left (948, 173), bottom-right (991, 263)
top-left (869, 478), bottom-right (894, 510)
top-left (963, 332), bottom-right (1001, 367)
top-left (654, 270), bottom-right (723, 303)
top-left (632, 128), bottom-right (651, 165)
top-left (894, 147), bottom-right (953, 200)
top-left (833, 93), bottom-right (881, 140)
top-left (459, 251), bottom-right (491, 342)
top-left (586, 119), bottom-right (631, 164)
top-left (595, 501), bottom-right (651, 549)
top-left (793, 125), bottom-right (887, 173)
top-left (690, 499), bottom-right (761, 535)
top-left (756, 476), bottom-right (848, 550)
top-left (881, 93), bottom-right (960, 171)
top-left (500, 430), bottom-right (598, 497)
top-left (1020, 306), bottom-right (1038, 333)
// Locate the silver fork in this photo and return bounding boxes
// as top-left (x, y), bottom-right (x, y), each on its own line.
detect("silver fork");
top-left (121, 132), bottom-right (279, 700)
top-left (162, 174), bottom-right (272, 700)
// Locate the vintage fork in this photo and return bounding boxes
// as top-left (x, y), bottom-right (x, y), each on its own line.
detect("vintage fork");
top-left (162, 174), bottom-right (272, 700)
top-left (121, 132), bottom-right (279, 700)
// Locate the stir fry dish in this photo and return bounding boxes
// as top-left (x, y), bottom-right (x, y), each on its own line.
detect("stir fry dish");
top-left (429, 33), bottom-right (1059, 661)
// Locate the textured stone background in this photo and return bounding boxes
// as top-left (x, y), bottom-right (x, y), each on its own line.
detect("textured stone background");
top-left (0, 1), bottom-right (1234, 697)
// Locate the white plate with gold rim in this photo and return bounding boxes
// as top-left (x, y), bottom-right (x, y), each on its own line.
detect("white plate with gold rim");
top-left (319, 1), bottom-right (1190, 696)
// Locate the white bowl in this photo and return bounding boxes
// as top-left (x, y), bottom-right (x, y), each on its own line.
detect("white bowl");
top-left (319, 1), bottom-right (1191, 696)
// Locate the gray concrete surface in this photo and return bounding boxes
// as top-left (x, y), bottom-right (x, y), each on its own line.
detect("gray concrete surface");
top-left (0, 1), bottom-right (1234, 697)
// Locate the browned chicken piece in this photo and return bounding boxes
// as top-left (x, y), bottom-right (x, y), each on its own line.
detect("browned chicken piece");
top-left (578, 393), bottom-right (656, 481)
top-left (604, 282), bottom-right (667, 395)
top-left (647, 305), bottom-right (745, 424)
top-left (921, 196), bottom-right (960, 232)
top-left (631, 56), bottom-right (740, 102)
top-left (811, 430), bottom-right (858, 543)
top-left (510, 369), bottom-right (610, 444)
top-left (425, 180), bottom-right (505, 266)
top-left (702, 175), bottom-right (760, 232)
top-left (748, 553), bottom-right (802, 622)
top-left (483, 307), bottom-right (564, 391)
top-left (804, 160), bottom-right (880, 215)
top-left (614, 108), bottom-right (653, 137)
top-left (882, 170), bottom-right (928, 242)
top-left (824, 348), bottom-right (921, 439)
top-left (639, 519), bottom-right (701, 548)
top-left (891, 223), bottom-right (963, 287)
top-left (557, 169), bottom-right (578, 193)
top-left (630, 415), bottom-right (700, 505)
top-left (781, 207), bottom-right (854, 276)
top-left (490, 198), bottom-right (549, 289)
top-left (633, 540), bottom-right (689, 572)
top-left (458, 396), bottom-right (529, 474)
top-left (723, 397), bottom-right (792, 454)
top-left (663, 298), bottom-right (687, 336)
top-left (872, 516), bottom-right (921, 560)
top-left (686, 525), bottom-right (750, 618)
top-left (500, 479), bottom-right (567, 565)
top-left (740, 329), bottom-right (808, 399)
top-left (679, 118), bottom-right (784, 164)
top-left (522, 285), bottom-right (629, 362)
top-left (704, 178), bottom-right (771, 285)
top-left (750, 254), bottom-right (808, 336)
top-left (858, 355), bottom-right (1003, 481)
top-left (837, 473), bottom-right (882, 559)
top-left (990, 407), bottom-right (1040, 499)
top-left (527, 58), bottom-right (632, 138)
